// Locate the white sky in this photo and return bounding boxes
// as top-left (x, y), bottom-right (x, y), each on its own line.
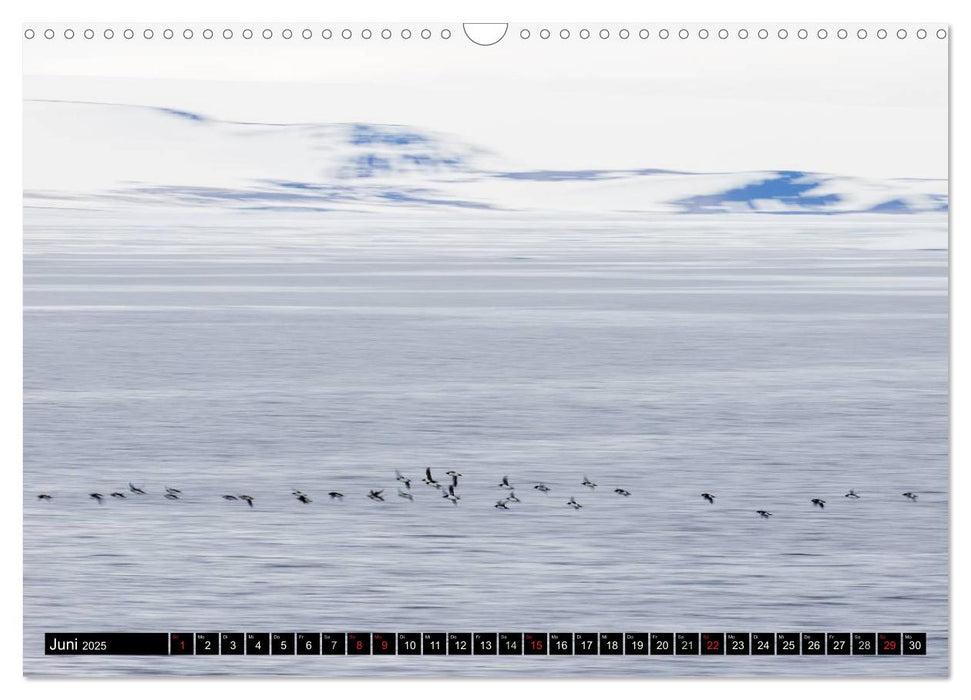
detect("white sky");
top-left (23, 22), bottom-right (948, 178)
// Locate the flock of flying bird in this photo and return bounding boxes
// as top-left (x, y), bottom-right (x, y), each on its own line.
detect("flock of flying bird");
top-left (33, 469), bottom-right (921, 516)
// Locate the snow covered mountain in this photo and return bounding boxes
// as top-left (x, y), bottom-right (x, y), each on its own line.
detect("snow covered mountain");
top-left (24, 100), bottom-right (947, 216)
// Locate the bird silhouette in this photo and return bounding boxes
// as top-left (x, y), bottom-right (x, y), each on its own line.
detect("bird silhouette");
top-left (368, 489), bottom-right (385, 502)
top-left (581, 475), bottom-right (597, 489)
top-left (423, 468), bottom-right (440, 488)
top-left (902, 492), bottom-right (918, 501)
top-left (90, 493), bottom-right (104, 504)
top-left (701, 493), bottom-right (715, 504)
top-left (129, 482), bottom-right (146, 495)
top-left (756, 510), bottom-right (773, 518)
top-left (811, 498), bottom-right (826, 509)
top-left (614, 488), bottom-right (631, 497)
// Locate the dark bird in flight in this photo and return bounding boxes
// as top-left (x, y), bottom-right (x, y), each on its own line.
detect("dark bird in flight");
top-left (506, 491), bottom-right (521, 503)
top-left (239, 495), bottom-right (254, 507)
top-left (295, 493), bottom-right (312, 504)
top-left (368, 489), bottom-right (385, 502)
top-left (845, 490), bottom-right (861, 499)
top-left (129, 482), bottom-right (146, 495)
top-left (222, 495), bottom-right (238, 501)
top-left (756, 510), bottom-right (773, 518)
top-left (701, 493), bottom-right (715, 504)
top-left (567, 496), bottom-right (582, 510)
top-left (395, 470), bottom-right (411, 489)
top-left (581, 475), bottom-right (597, 489)
top-left (446, 470), bottom-right (462, 478)
top-left (498, 475), bottom-right (513, 490)
top-left (445, 485), bottom-right (460, 505)
top-left (534, 483), bottom-right (551, 493)
top-left (811, 498), bottom-right (826, 509)
top-left (165, 487), bottom-right (181, 495)
top-left (90, 493), bottom-right (104, 504)
top-left (494, 499), bottom-right (510, 510)
top-left (110, 492), bottom-right (126, 499)
top-left (37, 494), bottom-right (52, 501)
top-left (423, 468), bottom-right (440, 488)
top-left (164, 493), bottom-right (180, 500)
top-left (328, 491), bottom-right (344, 500)
top-left (902, 492), bottom-right (918, 501)
top-left (398, 489), bottom-right (413, 501)
top-left (614, 488), bottom-right (631, 497)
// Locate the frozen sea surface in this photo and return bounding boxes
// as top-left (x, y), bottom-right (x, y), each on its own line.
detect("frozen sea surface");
top-left (23, 211), bottom-right (949, 676)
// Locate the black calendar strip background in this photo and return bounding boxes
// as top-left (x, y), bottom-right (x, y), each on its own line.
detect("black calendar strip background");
top-left (45, 632), bottom-right (926, 656)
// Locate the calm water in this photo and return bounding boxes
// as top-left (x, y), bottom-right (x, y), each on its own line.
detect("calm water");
top-left (23, 212), bottom-right (949, 676)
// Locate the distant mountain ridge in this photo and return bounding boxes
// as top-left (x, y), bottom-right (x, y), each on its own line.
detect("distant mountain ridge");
top-left (23, 100), bottom-right (948, 215)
